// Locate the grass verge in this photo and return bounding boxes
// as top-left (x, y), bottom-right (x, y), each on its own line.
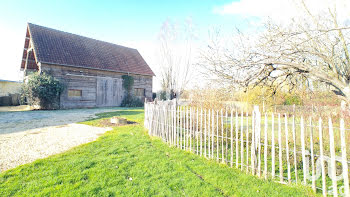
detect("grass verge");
top-left (0, 108), bottom-right (317, 196)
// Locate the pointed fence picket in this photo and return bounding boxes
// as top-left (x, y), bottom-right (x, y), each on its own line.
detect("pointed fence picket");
top-left (144, 101), bottom-right (350, 196)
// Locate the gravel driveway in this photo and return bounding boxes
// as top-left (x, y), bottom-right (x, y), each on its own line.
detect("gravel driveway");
top-left (0, 107), bottom-right (120, 134)
top-left (0, 107), bottom-right (120, 172)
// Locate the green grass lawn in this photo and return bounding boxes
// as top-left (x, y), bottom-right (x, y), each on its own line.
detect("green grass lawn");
top-left (0, 108), bottom-right (318, 196)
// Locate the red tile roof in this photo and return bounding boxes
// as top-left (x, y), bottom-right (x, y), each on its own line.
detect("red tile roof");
top-left (25, 23), bottom-right (154, 76)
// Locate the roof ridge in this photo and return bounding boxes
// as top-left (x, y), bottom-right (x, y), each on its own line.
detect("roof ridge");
top-left (27, 22), bottom-right (138, 51)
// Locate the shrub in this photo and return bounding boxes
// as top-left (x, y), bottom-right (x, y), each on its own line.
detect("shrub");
top-left (283, 95), bottom-right (303, 105)
top-left (21, 73), bottom-right (64, 109)
top-left (157, 90), bottom-right (167, 100)
top-left (120, 75), bottom-right (143, 107)
top-left (120, 95), bottom-right (144, 107)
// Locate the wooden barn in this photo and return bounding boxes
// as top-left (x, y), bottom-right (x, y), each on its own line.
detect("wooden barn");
top-left (21, 23), bottom-right (154, 109)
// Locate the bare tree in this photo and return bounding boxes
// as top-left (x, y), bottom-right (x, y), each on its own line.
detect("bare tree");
top-left (158, 18), bottom-right (195, 99)
top-left (199, 0), bottom-right (350, 103)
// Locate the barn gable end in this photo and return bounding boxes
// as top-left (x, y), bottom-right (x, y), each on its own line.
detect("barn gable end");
top-left (21, 23), bottom-right (154, 109)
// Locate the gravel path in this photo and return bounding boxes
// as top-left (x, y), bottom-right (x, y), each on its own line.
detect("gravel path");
top-left (0, 123), bottom-right (111, 172)
top-left (0, 107), bottom-right (121, 172)
top-left (0, 107), bottom-right (120, 134)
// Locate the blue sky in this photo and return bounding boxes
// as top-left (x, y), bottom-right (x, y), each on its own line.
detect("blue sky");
top-left (2, 0), bottom-right (334, 90)
top-left (1, 0), bottom-right (244, 40)
top-left (1, 0), bottom-right (252, 90)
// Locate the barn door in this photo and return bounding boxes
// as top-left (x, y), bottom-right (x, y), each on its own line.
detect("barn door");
top-left (96, 77), bottom-right (123, 107)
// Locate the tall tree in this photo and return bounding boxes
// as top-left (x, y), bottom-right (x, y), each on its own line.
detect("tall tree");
top-left (199, 0), bottom-right (350, 103)
top-left (158, 18), bottom-right (195, 98)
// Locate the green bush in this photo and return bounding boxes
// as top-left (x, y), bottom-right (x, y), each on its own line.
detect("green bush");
top-left (21, 73), bottom-right (64, 109)
top-left (158, 90), bottom-right (167, 100)
top-left (283, 95), bottom-right (303, 105)
top-left (121, 75), bottom-right (143, 107)
top-left (120, 95), bottom-right (144, 107)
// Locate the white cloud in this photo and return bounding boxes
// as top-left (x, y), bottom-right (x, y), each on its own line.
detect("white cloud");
top-left (213, 0), bottom-right (350, 24)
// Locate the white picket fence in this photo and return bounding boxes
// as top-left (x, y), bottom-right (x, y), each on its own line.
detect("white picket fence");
top-left (144, 102), bottom-right (350, 196)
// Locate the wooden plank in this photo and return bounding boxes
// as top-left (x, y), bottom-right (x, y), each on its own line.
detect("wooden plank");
top-left (271, 113), bottom-right (275, 178)
top-left (241, 110), bottom-right (244, 170)
top-left (236, 110), bottom-right (239, 168)
top-left (328, 118), bottom-right (338, 197)
top-left (230, 109), bottom-right (234, 167)
top-left (292, 115), bottom-right (298, 182)
top-left (340, 119), bottom-right (349, 196)
top-left (309, 117), bottom-right (316, 192)
top-left (278, 114), bottom-right (283, 182)
top-left (318, 118), bottom-right (327, 196)
top-left (264, 113), bottom-right (268, 180)
top-left (285, 114), bottom-right (291, 184)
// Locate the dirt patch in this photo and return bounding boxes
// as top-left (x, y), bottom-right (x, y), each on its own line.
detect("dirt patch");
top-left (99, 118), bottom-right (137, 127)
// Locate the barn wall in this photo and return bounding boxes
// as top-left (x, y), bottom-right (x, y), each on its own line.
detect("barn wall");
top-left (40, 64), bottom-right (153, 109)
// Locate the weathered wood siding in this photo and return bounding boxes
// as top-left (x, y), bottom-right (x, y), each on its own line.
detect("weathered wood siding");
top-left (40, 63), bottom-right (153, 109)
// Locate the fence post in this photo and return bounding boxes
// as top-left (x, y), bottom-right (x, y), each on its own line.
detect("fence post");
top-left (301, 117), bottom-right (307, 184)
top-left (196, 108), bottom-right (199, 155)
top-left (318, 118), bottom-right (327, 196)
top-left (241, 110), bottom-right (244, 170)
top-left (221, 109), bottom-right (224, 163)
top-left (246, 111), bottom-right (249, 173)
top-left (217, 110), bottom-right (219, 162)
top-left (230, 109), bottom-right (234, 167)
top-left (200, 108), bottom-right (203, 155)
top-left (236, 110), bottom-right (239, 168)
top-left (190, 108), bottom-right (192, 152)
top-left (309, 117), bottom-right (316, 192)
top-left (264, 113), bottom-right (268, 180)
top-left (208, 109), bottom-right (211, 158)
top-left (328, 118), bottom-right (338, 197)
top-left (204, 109), bottom-right (207, 157)
top-left (292, 115), bottom-right (298, 182)
top-left (212, 109), bottom-right (215, 159)
top-left (211, 109), bottom-right (215, 159)
top-left (180, 107), bottom-right (183, 150)
top-left (251, 108), bottom-right (255, 175)
top-left (285, 114), bottom-right (291, 184)
top-left (256, 107), bottom-right (261, 178)
top-left (278, 113), bottom-right (283, 183)
top-left (340, 118), bottom-right (350, 197)
top-left (186, 107), bottom-right (189, 151)
top-left (226, 110), bottom-right (228, 163)
top-left (271, 113), bottom-right (275, 178)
